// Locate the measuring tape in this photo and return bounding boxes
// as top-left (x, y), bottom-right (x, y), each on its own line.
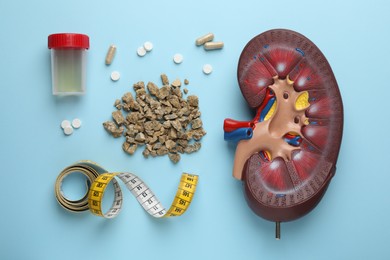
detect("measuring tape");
top-left (55, 161), bottom-right (198, 218)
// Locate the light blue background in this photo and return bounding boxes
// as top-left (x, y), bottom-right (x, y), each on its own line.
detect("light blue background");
top-left (1, 0), bottom-right (389, 259)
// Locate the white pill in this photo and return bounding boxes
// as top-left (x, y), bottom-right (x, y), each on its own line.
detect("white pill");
top-left (61, 120), bottom-right (71, 129)
top-left (72, 118), bottom-right (82, 129)
top-left (137, 46), bottom-right (147, 57)
top-left (63, 126), bottom-right (73, 135)
top-left (143, 41), bottom-right (153, 52)
top-left (173, 53), bottom-right (183, 64)
top-left (111, 71), bottom-right (120, 81)
top-left (203, 64), bottom-right (213, 74)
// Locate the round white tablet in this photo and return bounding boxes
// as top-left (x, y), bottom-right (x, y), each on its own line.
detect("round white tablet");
top-left (173, 53), bottom-right (183, 64)
top-left (203, 64), bottom-right (213, 74)
top-left (63, 126), bottom-right (73, 136)
top-left (143, 41), bottom-right (153, 52)
top-left (72, 118), bottom-right (82, 129)
top-left (110, 71), bottom-right (120, 81)
top-left (137, 46), bottom-right (147, 57)
top-left (61, 120), bottom-right (71, 129)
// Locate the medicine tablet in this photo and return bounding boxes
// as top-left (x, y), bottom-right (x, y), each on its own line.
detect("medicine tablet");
top-left (72, 118), bottom-right (82, 129)
top-left (143, 41), bottom-right (153, 52)
top-left (137, 46), bottom-right (147, 57)
top-left (203, 64), bottom-right (213, 74)
top-left (111, 71), bottom-right (120, 81)
top-left (63, 126), bottom-right (73, 136)
top-left (173, 53), bottom-right (183, 64)
top-left (195, 33), bottom-right (214, 46)
top-left (204, 41), bottom-right (224, 50)
top-left (61, 120), bottom-right (71, 129)
top-left (105, 45), bottom-right (116, 65)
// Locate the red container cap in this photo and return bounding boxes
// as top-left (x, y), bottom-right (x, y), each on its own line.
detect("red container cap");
top-left (48, 33), bottom-right (89, 49)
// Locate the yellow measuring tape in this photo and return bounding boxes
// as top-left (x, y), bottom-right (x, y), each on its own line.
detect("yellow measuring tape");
top-left (55, 161), bottom-right (198, 218)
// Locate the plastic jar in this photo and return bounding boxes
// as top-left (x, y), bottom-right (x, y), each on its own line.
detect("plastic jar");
top-left (48, 33), bottom-right (90, 95)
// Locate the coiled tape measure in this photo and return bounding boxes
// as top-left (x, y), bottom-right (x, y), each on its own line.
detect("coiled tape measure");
top-left (55, 161), bottom-right (198, 218)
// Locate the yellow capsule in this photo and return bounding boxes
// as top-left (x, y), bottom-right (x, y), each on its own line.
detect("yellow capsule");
top-left (195, 33), bottom-right (214, 46)
top-left (204, 41), bottom-right (224, 50)
top-left (105, 44), bottom-right (116, 65)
